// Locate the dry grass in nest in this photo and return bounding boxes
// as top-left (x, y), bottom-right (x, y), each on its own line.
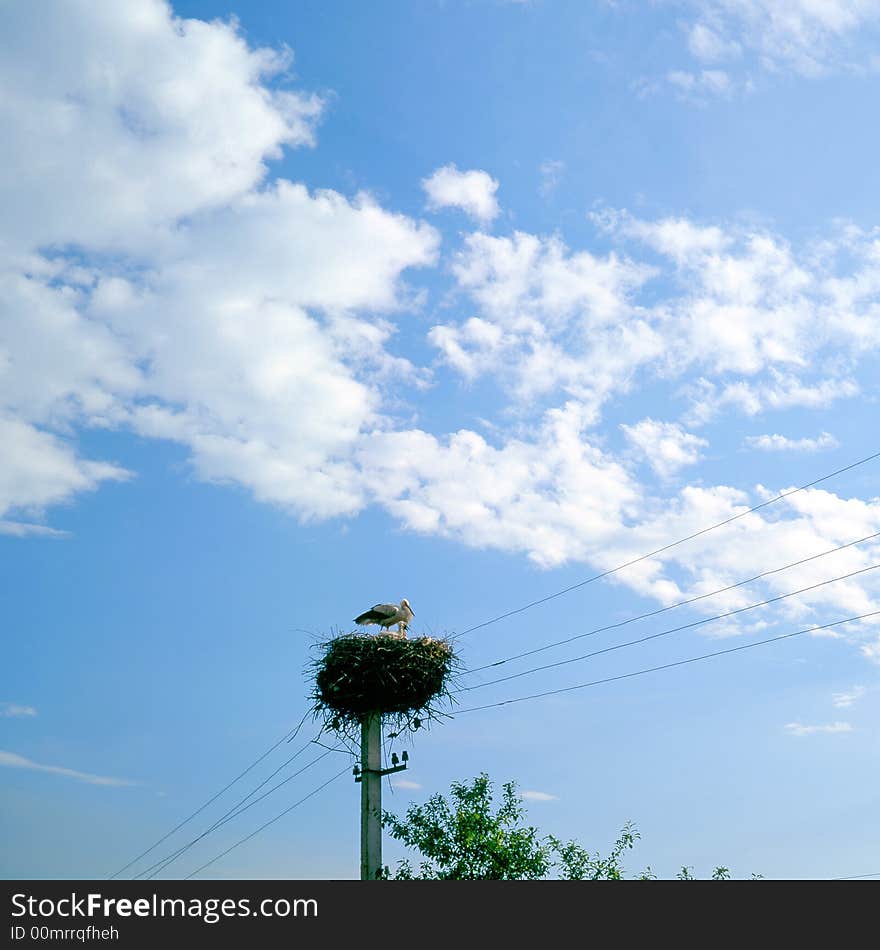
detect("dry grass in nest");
top-left (310, 632), bottom-right (458, 743)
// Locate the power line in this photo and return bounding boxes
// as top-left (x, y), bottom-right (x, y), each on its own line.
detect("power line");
top-left (137, 739), bottom-right (320, 878)
top-left (450, 608), bottom-right (880, 715)
top-left (459, 562), bottom-right (880, 693)
top-left (456, 448), bottom-right (880, 638)
top-left (109, 713), bottom-right (310, 879)
top-left (462, 530), bottom-right (880, 676)
top-left (183, 765), bottom-right (351, 880)
top-left (137, 742), bottom-right (331, 880)
top-left (832, 871), bottom-right (880, 880)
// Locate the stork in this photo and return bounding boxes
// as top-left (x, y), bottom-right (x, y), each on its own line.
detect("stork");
top-left (354, 599), bottom-right (414, 636)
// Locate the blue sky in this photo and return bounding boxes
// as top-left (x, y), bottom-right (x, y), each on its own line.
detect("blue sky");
top-left (2, 0), bottom-right (880, 880)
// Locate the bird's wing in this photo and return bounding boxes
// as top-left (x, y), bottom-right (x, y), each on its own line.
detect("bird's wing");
top-left (354, 603), bottom-right (399, 624)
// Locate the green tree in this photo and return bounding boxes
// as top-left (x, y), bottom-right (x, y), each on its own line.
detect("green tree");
top-left (380, 773), bottom-right (554, 879)
top-left (381, 773), bottom-right (752, 880)
top-left (546, 819), bottom-right (643, 880)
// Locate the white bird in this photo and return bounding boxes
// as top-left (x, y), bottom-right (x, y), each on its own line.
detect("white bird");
top-left (354, 599), bottom-right (414, 636)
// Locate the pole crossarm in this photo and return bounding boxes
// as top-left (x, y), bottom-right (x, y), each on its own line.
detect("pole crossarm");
top-left (354, 762), bottom-right (408, 782)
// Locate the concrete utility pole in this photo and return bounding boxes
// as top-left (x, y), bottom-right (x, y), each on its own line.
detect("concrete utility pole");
top-left (355, 712), bottom-right (409, 880)
top-left (360, 711), bottom-right (382, 880)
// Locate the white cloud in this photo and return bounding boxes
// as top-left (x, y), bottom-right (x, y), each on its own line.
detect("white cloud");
top-left (667, 68), bottom-right (734, 100)
top-left (687, 22), bottom-right (742, 62)
top-left (520, 790), bottom-right (559, 801)
top-left (0, 0), bottom-right (323, 254)
top-left (622, 419), bottom-right (708, 478)
top-left (359, 401), bottom-right (641, 568)
top-left (0, 749), bottom-right (135, 786)
top-left (3, 3), bottom-right (880, 675)
top-left (98, 184), bottom-right (439, 520)
top-left (599, 212), bottom-right (819, 375)
top-left (0, 522), bottom-right (69, 538)
top-left (428, 317), bottom-right (508, 380)
top-left (438, 212), bottom-right (878, 430)
top-left (0, 416), bottom-right (131, 525)
top-left (0, 1), bottom-right (437, 525)
top-left (422, 164), bottom-right (500, 223)
top-left (0, 703), bottom-right (37, 718)
top-left (832, 685), bottom-right (866, 708)
top-left (596, 211), bottom-right (878, 420)
top-left (592, 209), bottom-right (730, 263)
top-left (0, 264), bottom-right (139, 428)
top-left (784, 721), bottom-right (853, 736)
top-left (583, 485), bottom-right (880, 638)
top-left (434, 229), bottom-right (656, 409)
top-left (391, 779), bottom-right (423, 790)
top-left (678, 0), bottom-right (880, 80)
top-left (745, 432), bottom-right (839, 452)
top-left (687, 376), bottom-right (859, 425)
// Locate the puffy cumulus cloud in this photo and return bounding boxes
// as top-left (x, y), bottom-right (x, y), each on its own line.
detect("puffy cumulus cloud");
top-left (597, 211), bottom-right (820, 375)
top-left (586, 485), bottom-right (880, 658)
top-left (684, 374), bottom-right (860, 425)
top-left (452, 231), bottom-right (650, 328)
top-left (355, 408), bottom-right (880, 651)
top-left (419, 212), bottom-right (880, 644)
top-left (593, 210), bottom-right (730, 264)
top-left (89, 184), bottom-right (438, 519)
top-left (595, 210), bottom-right (878, 414)
top-left (422, 165), bottom-right (500, 223)
top-left (4, 3), bottom-right (880, 675)
top-left (0, 0), bottom-right (323, 254)
top-left (744, 432), bottom-right (839, 452)
top-left (622, 419), bottom-right (707, 478)
top-left (0, 263), bottom-right (139, 428)
top-left (0, 0), bottom-right (437, 524)
top-left (677, 0), bottom-right (880, 82)
top-left (0, 415), bottom-right (130, 527)
top-left (433, 230), bottom-right (657, 409)
top-left (437, 213), bottom-right (878, 424)
top-left (428, 317), bottom-right (509, 380)
top-left (358, 402), bottom-right (641, 568)
top-left (11, 184), bottom-right (440, 523)
top-left (149, 183), bottom-right (439, 315)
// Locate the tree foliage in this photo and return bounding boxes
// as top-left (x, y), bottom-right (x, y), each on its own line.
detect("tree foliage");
top-left (381, 773), bottom-right (753, 880)
top-left (381, 773), bottom-right (553, 879)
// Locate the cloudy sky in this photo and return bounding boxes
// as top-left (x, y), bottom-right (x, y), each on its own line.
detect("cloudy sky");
top-left (2, 0), bottom-right (880, 880)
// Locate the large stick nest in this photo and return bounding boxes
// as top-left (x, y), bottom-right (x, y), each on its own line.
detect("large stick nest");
top-left (310, 632), bottom-right (458, 741)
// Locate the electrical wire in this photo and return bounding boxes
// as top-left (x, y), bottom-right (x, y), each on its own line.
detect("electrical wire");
top-left (462, 530), bottom-right (880, 676)
top-left (455, 448), bottom-right (880, 638)
top-left (109, 712), bottom-right (311, 879)
top-left (450, 608), bottom-right (880, 715)
top-left (135, 740), bottom-right (327, 880)
top-left (110, 450), bottom-right (880, 881)
top-left (183, 765), bottom-right (351, 879)
top-left (459, 562), bottom-right (880, 693)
